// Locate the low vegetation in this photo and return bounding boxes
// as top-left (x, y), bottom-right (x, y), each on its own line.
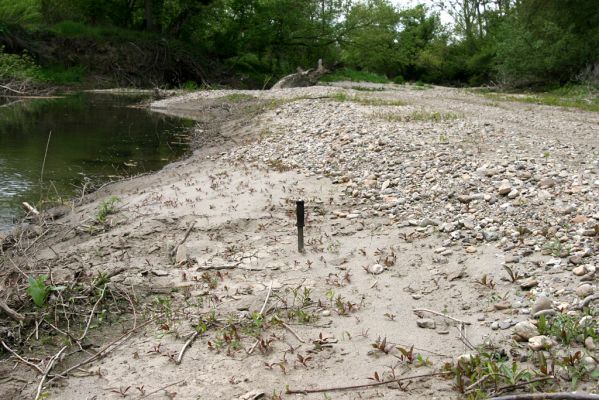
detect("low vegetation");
top-left (474, 85), bottom-right (599, 112)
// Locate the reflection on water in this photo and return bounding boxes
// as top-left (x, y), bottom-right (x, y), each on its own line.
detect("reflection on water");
top-left (0, 93), bottom-right (193, 230)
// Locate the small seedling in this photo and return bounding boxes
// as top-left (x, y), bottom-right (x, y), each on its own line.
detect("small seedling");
top-left (476, 274), bottom-right (496, 289)
top-left (27, 275), bottom-right (65, 307)
top-left (503, 265), bottom-right (522, 283)
top-left (371, 336), bottom-right (393, 354)
top-left (96, 196), bottom-right (120, 224)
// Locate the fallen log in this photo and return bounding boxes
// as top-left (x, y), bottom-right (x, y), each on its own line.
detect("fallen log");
top-left (271, 59), bottom-right (327, 89)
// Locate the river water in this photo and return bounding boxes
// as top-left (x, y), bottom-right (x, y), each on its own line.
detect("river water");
top-left (0, 93), bottom-right (193, 230)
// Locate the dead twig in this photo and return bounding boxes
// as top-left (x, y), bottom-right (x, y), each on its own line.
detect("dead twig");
top-left (46, 317), bottom-right (153, 385)
top-left (170, 221), bottom-right (196, 257)
top-left (492, 376), bottom-right (555, 396)
top-left (247, 281), bottom-right (273, 355)
top-left (78, 284), bottom-right (108, 342)
top-left (412, 308), bottom-right (472, 325)
top-left (457, 323), bottom-right (476, 351)
top-left (1, 340), bottom-right (44, 374)
top-left (0, 299), bottom-right (25, 321)
top-left (490, 392), bottom-right (599, 400)
top-left (273, 316), bottom-right (305, 343)
top-left (176, 331), bottom-right (199, 365)
top-left (139, 379), bottom-right (185, 399)
top-left (286, 371), bottom-right (450, 394)
top-left (35, 346), bottom-right (67, 400)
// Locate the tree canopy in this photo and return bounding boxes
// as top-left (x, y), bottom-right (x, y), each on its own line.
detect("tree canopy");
top-left (1, 0), bottom-right (598, 87)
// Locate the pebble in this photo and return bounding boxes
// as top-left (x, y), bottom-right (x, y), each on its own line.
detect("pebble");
top-left (498, 181), bottom-right (512, 195)
top-left (575, 284), bottom-right (594, 298)
top-left (494, 301), bottom-right (511, 310)
top-left (520, 278), bottom-right (539, 289)
top-left (528, 335), bottom-right (553, 351)
top-left (585, 337), bottom-right (596, 350)
top-left (573, 266), bottom-right (586, 276)
top-left (416, 318), bottom-right (436, 329)
top-left (531, 296), bottom-right (552, 314)
top-left (514, 321), bottom-right (538, 340)
top-left (368, 264), bottom-right (385, 275)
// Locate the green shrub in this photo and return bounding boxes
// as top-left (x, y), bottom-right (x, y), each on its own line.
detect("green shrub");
top-left (393, 75), bottom-right (405, 84)
top-left (0, 45), bottom-right (39, 80)
top-left (320, 68), bottom-right (389, 84)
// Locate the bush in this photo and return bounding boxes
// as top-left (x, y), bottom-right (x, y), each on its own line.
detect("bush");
top-left (320, 68), bottom-right (389, 83)
top-left (0, 45), bottom-right (39, 80)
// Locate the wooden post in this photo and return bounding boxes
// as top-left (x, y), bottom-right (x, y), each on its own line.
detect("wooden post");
top-left (296, 200), bottom-right (305, 253)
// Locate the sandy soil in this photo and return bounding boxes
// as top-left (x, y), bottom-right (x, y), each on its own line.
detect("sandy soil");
top-left (1, 83), bottom-right (597, 400)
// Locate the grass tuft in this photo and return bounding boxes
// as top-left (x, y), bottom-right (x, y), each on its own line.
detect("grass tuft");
top-left (376, 110), bottom-right (461, 122)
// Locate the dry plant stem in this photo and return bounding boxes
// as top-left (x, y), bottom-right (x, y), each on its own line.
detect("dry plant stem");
top-left (458, 323), bottom-right (476, 351)
top-left (490, 393), bottom-right (599, 400)
top-left (285, 371), bottom-right (450, 394)
top-left (1, 340), bottom-right (44, 374)
top-left (273, 316), bottom-right (305, 343)
top-left (464, 374), bottom-right (490, 392)
top-left (176, 331), bottom-right (199, 365)
top-left (139, 379), bottom-right (185, 399)
top-left (78, 284), bottom-right (107, 342)
top-left (259, 281), bottom-right (273, 315)
top-left (493, 376), bottom-right (555, 395)
top-left (412, 308), bottom-right (472, 325)
top-left (40, 130), bottom-right (52, 184)
top-left (0, 299), bottom-right (25, 321)
top-left (35, 346), bottom-right (67, 400)
top-left (170, 221), bottom-right (196, 257)
top-left (247, 281), bottom-right (274, 355)
top-left (46, 317), bottom-right (152, 385)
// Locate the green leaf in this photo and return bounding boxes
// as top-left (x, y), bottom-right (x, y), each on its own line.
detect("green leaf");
top-left (27, 275), bottom-right (50, 307)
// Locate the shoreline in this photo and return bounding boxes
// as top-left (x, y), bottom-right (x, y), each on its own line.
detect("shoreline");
top-left (1, 84), bottom-right (598, 399)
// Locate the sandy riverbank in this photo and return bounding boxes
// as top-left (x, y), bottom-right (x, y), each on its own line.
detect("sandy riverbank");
top-left (1, 83), bottom-right (598, 399)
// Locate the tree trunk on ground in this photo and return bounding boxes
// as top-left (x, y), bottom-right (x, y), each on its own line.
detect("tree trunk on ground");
top-left (271, 59), bottom-right (328, 89)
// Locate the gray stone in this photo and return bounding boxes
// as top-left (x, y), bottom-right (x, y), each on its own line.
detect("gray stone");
top-left (576, 284), bottom-right (594, 298)
top-left (514, 321), bottom-right (538, 340)
top-left (175, 244), bottom-right (188, 264)
top-left (416, 318), bottom-right (436, 329)
top-left (528, 335), bottom-right (553, 351)
top-left (531, 296), bottom-right (552, 314)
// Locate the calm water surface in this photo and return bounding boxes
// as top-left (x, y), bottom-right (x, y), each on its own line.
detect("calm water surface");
top-left (0, 93), bottom-right (193, 230)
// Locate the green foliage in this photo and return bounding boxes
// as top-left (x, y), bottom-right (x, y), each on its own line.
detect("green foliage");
top-left (0, 0), bottom-right (40, 27)
top-left (4, 0), bottom-right (598, 89)
top-left (0, 45), bottom-right (39, 80)
top-left (27, 274), bottom-right (65, 307)
top-left (96, 196), bottom-right (120, 223)
top-left (320, 68), bottom-right (389, 83)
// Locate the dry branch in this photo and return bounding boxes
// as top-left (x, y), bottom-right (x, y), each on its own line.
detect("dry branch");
top-left (490, 393), bottom-right (599, 400)
top-left (412, 308), bottom-right (472, 325)
top-left (0, 299), bottom-right (25, 321)
top-left (286, 371), bottom-right (450, 394)
top-left (35, 346), bottom-right (67, 400)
